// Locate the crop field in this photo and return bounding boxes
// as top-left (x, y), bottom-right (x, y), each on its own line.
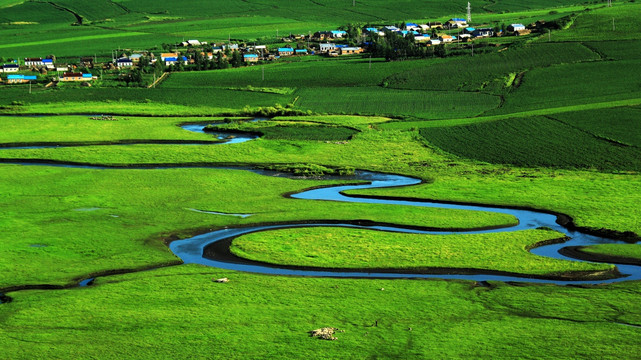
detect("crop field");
top-left (296, 86), bottom-right (499, 119)
top-left (419, 115), bottom-right (641, 172)
top-left (550, 3), bottom-right (641, 42)
top-left (384, 42), bottom-right (600, 93)
top-left (494, 60), bottom-right (641, 115)
top-left (549, 107), bottom-right (641, 148)
top-left (584, 40), bottom-right (641, 60)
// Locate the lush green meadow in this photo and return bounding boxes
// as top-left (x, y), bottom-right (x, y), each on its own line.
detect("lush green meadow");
top-left (1, 266), bottom-right (640, 359)
top-left (0, 163), bottom-right (519, 289)
top-left (581, 244), bottom-right (641, 260)
top-left (2, 0), bottom-right (641, 358)
top-left (231, 227), bottom-right (612, 277)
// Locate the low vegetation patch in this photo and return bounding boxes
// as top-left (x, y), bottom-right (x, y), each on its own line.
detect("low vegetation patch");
top-left (230, 227), bottom-right (613, 277)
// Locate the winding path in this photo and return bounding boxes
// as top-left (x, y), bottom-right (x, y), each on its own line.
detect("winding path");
top-left (1, 120), bottom-right (640, 304)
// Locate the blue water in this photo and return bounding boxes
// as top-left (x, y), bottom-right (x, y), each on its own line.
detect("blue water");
top-left (170, 170), bottom-right (640, 285)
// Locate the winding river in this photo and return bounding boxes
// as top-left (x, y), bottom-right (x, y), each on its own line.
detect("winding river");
top-left (1, 119), bottom-right (640, 301)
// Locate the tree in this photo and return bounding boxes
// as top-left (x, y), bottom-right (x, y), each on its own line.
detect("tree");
top-left (230, 50), bottom-right (242, 68)
top-left (216, 52), bottom-right (228, 69)
top-left (434, 44), bottom-right (447, 58)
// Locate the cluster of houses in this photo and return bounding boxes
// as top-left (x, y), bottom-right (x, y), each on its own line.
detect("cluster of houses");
top-left (0, 57), bottom-right (96, 84)
top-left (1, 17), bottom-right (537, 85)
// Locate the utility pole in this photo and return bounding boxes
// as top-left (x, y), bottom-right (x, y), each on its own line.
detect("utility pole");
top-left (29, 81), bottom-right (32, 94)
top-left (548, 29), bottom-right (551, 41)
top-left (467, 2), bottom-right (472, 23)
top-left (612, 18), bottom-right (615, 31)
top-left (353, 0), bottom-right (355, 6)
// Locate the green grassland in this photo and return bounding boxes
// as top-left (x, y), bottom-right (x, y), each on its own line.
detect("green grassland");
top-left (231, 227), bottom-right (612, 276)
top-left (2, 1), bottom-right (641, 358)
top-left (580, 244), bottom-right (641, 260)
top-left (0, 164), bottom-right (518, 289)
top-left (1, 266), bottom-right (640, 358)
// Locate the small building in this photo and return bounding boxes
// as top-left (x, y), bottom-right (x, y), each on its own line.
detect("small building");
top-left (2, 64), bottom-right (19, 73)
top-left (339, 47), bottom-right (363, 55)
top-left (130, 54), bottom-right (143, 63)
top-left (212, 46), bottom-right (224, 54)
top-left (508, 24), bottom-right (526, 32)
top-left (160, 53), bottom-right (178, 61)
top-left (472, 28), bottom-right (494, 37)
top-left (428, 39), bottom-right (442, 45)
top-left (24, 57), bottom-right (43, 66)
top-left (446, 18), bottom-right (467, 28)
top-left (243, 54), bottom-right (259, 63)
top-left (60, 72), bottom-right (93, 81)
top-left (42, 58), bottom-right (55, 69)
top-left (384, 25), bottom-right (400, 32)
top-left (7, 74), bottom-right (37, 84)
top-left (515, 29), bottom-right (532, 36)
top-left (330, 30), bottom-right (347, 38)
top-left (277, 47), bottom-right (294, 56)
top-left (439, 35), bottom-right (454, 42)
top-left (56, 65), bottom-right (69, 72)
top-left (463, 27), bottom-right (476, 34)
top-left (405, 22), bottom-right (420, 31)
top-left (414, 35), bottom-right (430, 42)
top-left (458, 33), bottom-right (472, 41)
top-left (187, 39), bottom-right (201, 46)
top-left (295, 49), bottom-right (308, 55)
top-left (425, 21), bottom-right (443, 29)
top-left (164, 56), bottom-right (188, 66)
top-left (319, 43), bottom-right (337, 53)
top-left (116, 58), bottom-right (133, 68)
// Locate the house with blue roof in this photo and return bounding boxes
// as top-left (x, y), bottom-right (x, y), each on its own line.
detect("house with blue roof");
top-left (295, 49), bottom-right (308, 55)
top-left (446, 18), bottom-right (468, 28)
top-left (463, 27), bottom-right (476, 34)
top-left (508, 24), bottom-right (526, 32)
top-left (330, 30), bottom-right (347, 38)
top-left (6, 74), bottom-right (37, 84)
top-left (243, 54), bottom-right (259, 63)
top-left (42, 58), bottom-right (55, 69)
top-left (278, 48), bottom-right (294, 56)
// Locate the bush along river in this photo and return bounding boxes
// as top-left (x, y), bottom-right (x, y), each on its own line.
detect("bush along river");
top-left (1, 118), bottom-right (640, 304)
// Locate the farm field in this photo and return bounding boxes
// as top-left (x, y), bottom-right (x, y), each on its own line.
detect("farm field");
top-left (2, 0), bottom-right (641, 358)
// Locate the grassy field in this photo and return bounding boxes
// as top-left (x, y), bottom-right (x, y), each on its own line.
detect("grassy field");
top-left (231, 227), bottom-right (612, 277)
top-left (2, 1), bottom-right (641, 358)
top-left (418, 115), bottom-right (641, 171)
top-left (580, 244), bottom-right (641, 260)
top-left (0, 164), bottom-right (518, 289)
top-left (1, 266), bottom-right (640, 358)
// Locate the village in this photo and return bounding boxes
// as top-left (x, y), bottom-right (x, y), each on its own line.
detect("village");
top-left (0, 16), bottom-right (541, 87)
